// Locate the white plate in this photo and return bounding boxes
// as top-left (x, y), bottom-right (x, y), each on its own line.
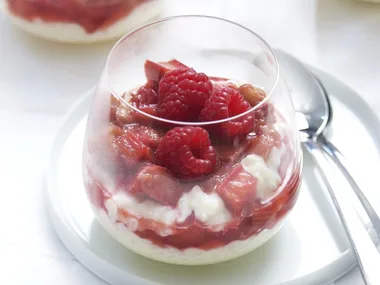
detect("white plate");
top-left (45, 66), bottom-right (380, 285)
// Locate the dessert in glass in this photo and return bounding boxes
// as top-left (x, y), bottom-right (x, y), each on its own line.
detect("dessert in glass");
top-left (83, 16), bottom-right (302, 265)
top-left (4, 0), bottom-right (162, 43)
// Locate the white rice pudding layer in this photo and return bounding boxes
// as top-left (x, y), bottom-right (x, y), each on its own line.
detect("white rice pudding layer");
top-left (4, 0), bottom-right (162, 43)
top-left (96, 208), bottom-right (286, 265)
top-left (90, 122), bottom-right (295, 265)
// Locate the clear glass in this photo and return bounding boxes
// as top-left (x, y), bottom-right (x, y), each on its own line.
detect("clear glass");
top-left (83, 16), bottom-right (302, 265)
top-left (4, 0), bottom-right (162, 43)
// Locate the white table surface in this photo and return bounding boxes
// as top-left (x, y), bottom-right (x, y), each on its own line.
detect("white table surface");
top-left (1, 0), bottom-right (379, 284)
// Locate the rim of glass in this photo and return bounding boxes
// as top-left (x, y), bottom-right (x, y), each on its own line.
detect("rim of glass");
top-left (106, 15), bottom-right (280, 126)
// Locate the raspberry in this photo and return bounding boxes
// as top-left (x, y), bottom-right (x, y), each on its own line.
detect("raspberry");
top-left (199, 86), bottom-right (254, 137)
top-left (157, 68), bottom-right (213, 121)
top-left (157, 93), bottom-right (189, 122)
top-left (128, 85), bottom-right (158, 125)
top-left (130, 85), bottom-right (158, 107)
top-left (223, 114), bottom-right (255, 137)
top-left (111, 85), bottom-right (159, 126)
top-left (156, 126), bottom-right (217, 179)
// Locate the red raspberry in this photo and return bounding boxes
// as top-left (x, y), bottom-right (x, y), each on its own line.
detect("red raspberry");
top-left (156, 126), bottom-right (217, 179)
top-left (157, 93), bottom-right (189, 122)
top-left (130, 85), bottom-right (158, 107)
top-left (113, 85), bottom-right (158, 126)
top-left (111, 88), bottom-right (158, 126)
top-left (157, 68), bottom-right (213, 121)
top-left (199, 86), bottom-right (254, 137)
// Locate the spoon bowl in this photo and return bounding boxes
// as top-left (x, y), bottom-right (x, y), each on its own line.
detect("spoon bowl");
top-left (274, 50), bottom-right (329, 140)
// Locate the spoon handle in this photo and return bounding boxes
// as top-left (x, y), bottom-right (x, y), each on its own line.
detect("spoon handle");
top-left (304, 139), bottom-right (380, 285)
top-left (319, 136), bottom-right (380, 241)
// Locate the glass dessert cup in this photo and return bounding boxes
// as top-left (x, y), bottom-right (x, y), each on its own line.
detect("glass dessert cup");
top-left (4, 0), bottom-right (162, 43)
top-left (83, 16), bottom-right (302, 265)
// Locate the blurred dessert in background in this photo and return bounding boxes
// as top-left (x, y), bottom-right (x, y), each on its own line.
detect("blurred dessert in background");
top-left (4, 0), bottom-right (162, 43)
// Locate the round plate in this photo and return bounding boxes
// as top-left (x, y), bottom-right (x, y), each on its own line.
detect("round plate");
top-left (45, 66), bottom-right (380, 285)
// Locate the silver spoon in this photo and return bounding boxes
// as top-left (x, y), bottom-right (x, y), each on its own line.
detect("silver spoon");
top-left (275, 50), bottom-right (380, 239)
top-left (314, 76), bottom-right (380, 240)
top-left (275, 50), bottom-right (380, 285)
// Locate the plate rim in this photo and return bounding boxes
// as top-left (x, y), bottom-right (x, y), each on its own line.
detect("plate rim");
top-left (45, 89), bottom-right (159, 285)
top-left (45, 65), bottom-right (380, 285)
